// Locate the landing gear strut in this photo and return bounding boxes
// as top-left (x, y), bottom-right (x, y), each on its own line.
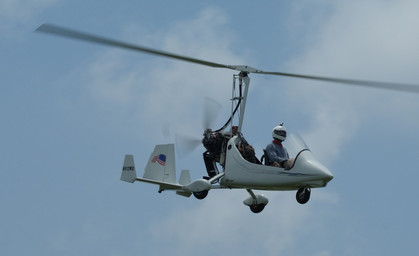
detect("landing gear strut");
top-left (296, 187), bottom-right (311, 204)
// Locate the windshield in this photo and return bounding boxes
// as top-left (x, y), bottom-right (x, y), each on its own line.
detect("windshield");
top-left (283, 133), bottom-right (310, 159)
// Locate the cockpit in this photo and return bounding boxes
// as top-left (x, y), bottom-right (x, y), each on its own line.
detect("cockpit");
top-left (236, 133), bottom-right (311, 170)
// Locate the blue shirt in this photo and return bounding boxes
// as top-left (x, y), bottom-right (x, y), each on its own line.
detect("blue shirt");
top-left (266, 140), bottom-right (289, 164)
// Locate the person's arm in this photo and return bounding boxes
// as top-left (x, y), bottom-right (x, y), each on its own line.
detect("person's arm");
top-left (266, 144), bottom-right (288, 163)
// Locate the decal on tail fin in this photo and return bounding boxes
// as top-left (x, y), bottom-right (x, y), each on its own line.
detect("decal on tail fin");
top-left (121, 155), bottom-right (137, 183)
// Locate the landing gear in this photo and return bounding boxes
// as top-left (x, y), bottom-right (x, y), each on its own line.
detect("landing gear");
top-left (243, 189), bottom-right (269, 213)
top-left (296, 187), bottom-right (311, 204)
top-left (193, 190), bottom-right (209, 200)
top-left (249, 204), bottom-right (265, 213)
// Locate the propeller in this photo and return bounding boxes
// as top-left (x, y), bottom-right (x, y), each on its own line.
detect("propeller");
top-left (175, 135), bottom-right (202, 158)
top-left (176, 97), bottom-right (223, 157)
top-left (203, 97), bottom-right (223, 130)
top-left (36, 23), bottom-right (419, 93)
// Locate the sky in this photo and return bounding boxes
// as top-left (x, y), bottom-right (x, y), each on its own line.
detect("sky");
top-left (1, 0), bottom-right (419, 255)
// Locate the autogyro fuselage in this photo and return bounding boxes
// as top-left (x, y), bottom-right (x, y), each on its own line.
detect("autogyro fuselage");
top-left (121, 71), bottom-right (333, 213)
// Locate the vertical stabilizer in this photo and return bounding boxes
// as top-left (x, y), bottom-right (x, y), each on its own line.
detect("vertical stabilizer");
top-left (144, 144), bottom-right (176, 184)
top-left (179, 169), bottom-right (191, 185)
top-left (121, 155), bottom-right (137, 183)
top-left (176, 169), bottom-right (192, 197)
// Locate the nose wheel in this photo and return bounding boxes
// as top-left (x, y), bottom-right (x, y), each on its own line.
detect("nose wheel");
top-left (243, 189), bottom-right (269, 213)
top-left (249, 204), bottom-right (265, 213)
top-left (296, 187), bottom-right (311, 204)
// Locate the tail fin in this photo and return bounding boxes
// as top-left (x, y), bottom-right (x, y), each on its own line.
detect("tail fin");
top-left (121, 155), bottom-right (137, 183)
top-left (143, 144), bottom-right (176, 183)
top-left (179, 169), bottom-right (191, 185)
top-left (176, 169), bottom-right (192, 197)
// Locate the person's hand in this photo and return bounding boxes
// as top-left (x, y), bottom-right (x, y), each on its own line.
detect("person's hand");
top-left (272, 161), bottom-right (281, 167)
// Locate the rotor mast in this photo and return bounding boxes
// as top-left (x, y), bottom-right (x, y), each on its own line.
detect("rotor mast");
top-left (235, 72), bottom-right (250, 133)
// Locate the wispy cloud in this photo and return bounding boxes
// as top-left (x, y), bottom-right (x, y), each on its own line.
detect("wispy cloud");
top-left (48, 2), bottom-right (419, 255)
top-left (0, 0), bottom-right (58, 34)
top-left (69, 7), bottom-right (243, 141)
top-left (59, 7), bottom-right (339, 255)
top-left (279, 0), bottom-right (419, 164)
top-left (149, 191), bottom-right (332, 256)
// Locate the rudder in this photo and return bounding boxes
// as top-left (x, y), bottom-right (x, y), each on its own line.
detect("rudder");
top-left (121, 155), bottom-right (137, 183)
top-left (144, 144), bottom-right (176, 184)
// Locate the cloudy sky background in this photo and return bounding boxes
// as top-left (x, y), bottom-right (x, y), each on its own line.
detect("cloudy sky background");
top-left (2, 1), bottom-right (419, 255)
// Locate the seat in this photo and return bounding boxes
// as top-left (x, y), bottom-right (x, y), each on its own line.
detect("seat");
top-left (260, 149), bottom-right (271, 165)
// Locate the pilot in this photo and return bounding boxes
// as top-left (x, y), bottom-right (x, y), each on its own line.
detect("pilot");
top-left (265, 124), bottom-right (294, 170)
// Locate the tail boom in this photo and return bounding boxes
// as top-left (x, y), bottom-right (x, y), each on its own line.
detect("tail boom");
top-left (121, 144), bottom-right (225, 196)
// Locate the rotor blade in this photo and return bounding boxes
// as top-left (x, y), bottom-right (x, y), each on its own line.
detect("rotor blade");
top-left (35, 23), bottom-right (230, 69)
top-left (253, 70), bottom-right (419, 94)
top-left (203, 97), bottom-right (223, 130)
top-left (36, 23), bottom-right (419, 93)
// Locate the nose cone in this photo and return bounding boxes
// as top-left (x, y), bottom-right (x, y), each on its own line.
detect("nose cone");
top-left (291, 150), bottom-right (334, 187)
top-left (309, 160), bottom-right (334, 185)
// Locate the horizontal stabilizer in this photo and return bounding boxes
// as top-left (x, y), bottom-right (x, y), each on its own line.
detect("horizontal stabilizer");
top-left (176, 191), bottom-right (192, 197)
top-left (121, 146), bottom-right (221, 198)
top-left (135, 177), bottom-right (183, 189)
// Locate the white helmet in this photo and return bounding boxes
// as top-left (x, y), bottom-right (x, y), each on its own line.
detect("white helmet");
top-left (272, 124), bottom-right (287, 141)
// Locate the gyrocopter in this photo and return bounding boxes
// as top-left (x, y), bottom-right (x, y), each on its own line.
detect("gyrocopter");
top-left (36, 24), bottom-right (419, 213)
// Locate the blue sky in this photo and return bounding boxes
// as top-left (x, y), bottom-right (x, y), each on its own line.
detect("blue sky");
top-left (2, 1), bottom-right (419, 255)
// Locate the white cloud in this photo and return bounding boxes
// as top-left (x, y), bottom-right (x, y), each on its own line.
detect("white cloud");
top-left (54, 2), bottom-right (419, 255)
top-left (278, 0), bottom-right (419, 165)
top-left (314, 250), bottom-right (331, 256)
top-left (0, 0), bottom-right (57, 33)
top-left (76, 7), bottom-right (243, 142)
top-left (149, 190), bottom-right (323, 256)
top-left (64, 8), bottom-right (340, 255)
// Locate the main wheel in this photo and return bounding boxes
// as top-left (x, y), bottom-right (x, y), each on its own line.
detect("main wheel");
top-left (249, 204), bottom-right (265, 213)
top-left (193, 190), bottom-right (209, 200)
top-left (296, 187), bottom-right (311, 204)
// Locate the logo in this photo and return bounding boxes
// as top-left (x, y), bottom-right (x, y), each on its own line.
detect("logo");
top-left (151, 154), bottom-right (166, 166)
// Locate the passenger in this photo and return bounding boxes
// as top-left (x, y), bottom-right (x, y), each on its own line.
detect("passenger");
top-left (238, 141), bottom-right (261, 164)
top-left (237, 132), bottom-right (261, 164)
top-left (231, 125), bottom-right (238, 136)
top-left (265, 124), bottom-right (294, 170)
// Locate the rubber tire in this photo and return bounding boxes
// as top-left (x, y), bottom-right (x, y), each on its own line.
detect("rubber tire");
top-left (193, 190), bottom-right (209, 200)
top-left (250, 204), bottom-right (265, 213)
top-left (296, 187), bottom-right (311, 204)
